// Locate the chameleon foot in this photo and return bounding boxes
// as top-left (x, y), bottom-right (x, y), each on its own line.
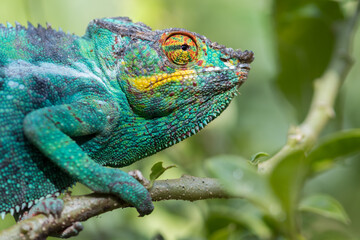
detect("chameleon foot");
top-left (20, 197), bottom-right (64, 220)
top-left (19, 198), bottom-right (84, 238)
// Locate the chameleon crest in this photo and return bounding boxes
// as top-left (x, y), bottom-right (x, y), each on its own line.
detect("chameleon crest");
top-left (0, 17), bottom-right (253, 220)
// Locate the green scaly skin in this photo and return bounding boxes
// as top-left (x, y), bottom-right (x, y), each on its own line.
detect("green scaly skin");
top-left (0, 17), bottom-right (253, 219)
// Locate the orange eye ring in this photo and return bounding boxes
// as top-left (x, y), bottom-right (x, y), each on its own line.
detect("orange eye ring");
top-left (162, 33), bottom-right (198, 65)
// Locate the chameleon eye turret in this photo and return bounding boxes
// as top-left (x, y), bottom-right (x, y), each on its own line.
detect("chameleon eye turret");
top-left (162, 33), bottom-right (198, 65)
top-left (0, 17), bottom-right (253, 223)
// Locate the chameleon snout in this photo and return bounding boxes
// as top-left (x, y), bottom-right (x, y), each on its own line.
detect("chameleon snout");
top-left (235, 49), bottom-right (254, 64)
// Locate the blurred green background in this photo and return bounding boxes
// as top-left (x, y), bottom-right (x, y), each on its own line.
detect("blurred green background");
top-left (0, 0), bottom-right (359, 239)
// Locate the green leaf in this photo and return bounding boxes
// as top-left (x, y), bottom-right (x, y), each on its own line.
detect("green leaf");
top-left (149, 162), bottom-right (176, 186)
top-left (269, 150), bottom-right (307, 235)
top-left (209, 225), bottom-right (234, 240)
top-left (274, 0), bottom-right (344, 119)
top-left (250, 152), bottom-right (269, 164)
top-left (207, 203), bottom-right (273, 239)
top-left (206, 155), bottom-right (282, 219)
top-left (307, 129), bottom-right (360, 174)
top-left (308, 230), bottom-right (355, 240)
top-left (299, 194), bottom-right (350, 224)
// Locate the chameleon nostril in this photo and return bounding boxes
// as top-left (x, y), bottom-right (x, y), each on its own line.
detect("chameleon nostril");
top-left (220, 56), bottom-right (230, 62)
top-left (238, 63), bottom-right (251, 70)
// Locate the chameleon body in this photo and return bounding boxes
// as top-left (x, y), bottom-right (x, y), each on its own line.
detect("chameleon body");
top-left (0, 17), bottom-right (253, 218)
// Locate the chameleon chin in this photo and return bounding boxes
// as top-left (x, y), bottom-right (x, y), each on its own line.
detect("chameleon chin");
top-left (0, 16), bottom-right (253, 229)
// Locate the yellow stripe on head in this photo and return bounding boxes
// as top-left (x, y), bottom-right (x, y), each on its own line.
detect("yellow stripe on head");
top-left (130, 69), bottom-right (196, 91)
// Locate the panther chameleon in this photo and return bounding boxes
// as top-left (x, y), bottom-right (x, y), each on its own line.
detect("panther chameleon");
top-left (0, 17), bottom-right (254, 222)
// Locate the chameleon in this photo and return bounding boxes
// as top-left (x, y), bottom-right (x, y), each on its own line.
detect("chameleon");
top-left (0, 17), bottom-right (253, 221)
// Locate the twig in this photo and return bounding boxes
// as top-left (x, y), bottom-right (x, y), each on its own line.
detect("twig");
top-left (0, 176), bottom-right (230, 240)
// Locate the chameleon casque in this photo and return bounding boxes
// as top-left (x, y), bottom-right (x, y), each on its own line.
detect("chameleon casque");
top-left (0, 17), bottom-right (253, 221)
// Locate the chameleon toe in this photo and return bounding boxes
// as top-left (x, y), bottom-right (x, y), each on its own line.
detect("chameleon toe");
top-left (57, 222), bottom-right (84, 238)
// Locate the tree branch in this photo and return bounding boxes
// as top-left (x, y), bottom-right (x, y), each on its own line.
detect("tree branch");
top-left (258, 2), bottom-right (360, 173)
top-left (0, 175), bottom-right (231, 240)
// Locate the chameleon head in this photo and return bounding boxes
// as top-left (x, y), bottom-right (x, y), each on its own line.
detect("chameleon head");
top-left (96, 18), bottom-right (254, 119)
top-left (92, 18), bottom-right (253, 146)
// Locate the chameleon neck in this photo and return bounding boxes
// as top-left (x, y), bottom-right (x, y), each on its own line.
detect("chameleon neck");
top-left (91, 89), bottom-right (235, 167)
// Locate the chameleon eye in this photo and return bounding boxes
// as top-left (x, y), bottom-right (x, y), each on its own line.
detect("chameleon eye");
top-left (162, 33), bottom-right (198, 65)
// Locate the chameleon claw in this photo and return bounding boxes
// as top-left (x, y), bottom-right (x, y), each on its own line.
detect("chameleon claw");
top-left (56, 222), bottom-right (84, 238)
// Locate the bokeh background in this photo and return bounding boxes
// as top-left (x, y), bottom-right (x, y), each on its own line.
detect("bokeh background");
top-left (0, 0), bottom-right (359, 239)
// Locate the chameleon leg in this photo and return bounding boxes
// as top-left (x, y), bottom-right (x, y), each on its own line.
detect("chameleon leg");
top-left (23, 102), bottom-right (153, 216)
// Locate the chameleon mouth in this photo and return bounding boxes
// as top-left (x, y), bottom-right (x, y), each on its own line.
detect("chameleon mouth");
top-left (237, 63), bottom-right (251, 72)
top-left (235, 63), bottom-right (250, 85)
top-left (199, 64), bottom-right (250, 83)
